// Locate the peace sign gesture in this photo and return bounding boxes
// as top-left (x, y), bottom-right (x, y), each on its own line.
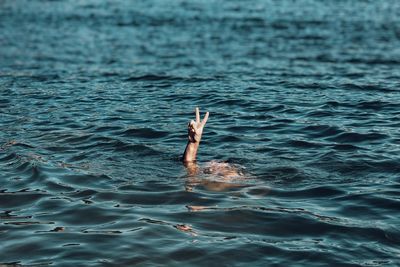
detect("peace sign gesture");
top-left (188, 107), bottom-right (209, 143)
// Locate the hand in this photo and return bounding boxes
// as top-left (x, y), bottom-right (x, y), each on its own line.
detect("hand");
top-left (188, 107), bottom-right (209, 143)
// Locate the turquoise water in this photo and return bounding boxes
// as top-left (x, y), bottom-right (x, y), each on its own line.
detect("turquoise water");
top-left (1, 0), bottom-right (400, 266)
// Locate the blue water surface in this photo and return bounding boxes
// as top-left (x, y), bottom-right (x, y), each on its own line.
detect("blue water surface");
top-left (1, 0), bottom-right (400, 266)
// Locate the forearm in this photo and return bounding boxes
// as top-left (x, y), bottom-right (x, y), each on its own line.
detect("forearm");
top-left (183, 141), bottom-right (200, 163)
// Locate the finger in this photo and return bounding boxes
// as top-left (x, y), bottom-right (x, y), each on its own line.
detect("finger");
top-left (195, 107), bottom-right (200, 123)
top-left (202, 111), bottom-right (209, 126)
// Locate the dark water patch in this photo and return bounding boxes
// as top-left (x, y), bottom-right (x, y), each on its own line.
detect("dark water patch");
top-left (3, 142), bottom-right (35, 150)
top-left (58, 173), bottom-right (113, 189)
top-left (263, 104), bottom-right (286, 112)
top-left (226, 125), bottom-right (258, 133)
top-left (368, 159), bottom-right (400, 173)
top-left (167, 247), bottom-right (206, 262)
top-left (0, 98), bottom-right (11, 108)
top-left (315, 156), bottom-right (400, 176)
top-left (0, 152), bottom-right (19, 162)
top-left (125, 74), bottom-right (212, 83)
top-left (214, 98), bottom-right (249, 107)
top-left (73, 137), bottom-right (159, 154)
top-left (117, 127), bottom-right (169, 139)
top-left (68, 189), bottom-right (98, 199)
top-left (331, 143), bottom-right (361, 151)
top-left (95, 190), bottom-right (219, 206)
top-left (13, 161), bottom-right (38, 175)
top-left (113, 142), bottom-right (161, 156)
top-left (81, 229), bottom-right (123, 234)
top-left (320, 100), bottom-right (341, 109)
top-left (302, 124), bottom-right (343, 139)
top-left (217, 135), bottom-right (243, 143)
top-left (335, 193), bottom-right (400, 213)
top-left (192, 206), bottom-right (398, 250)
top-left (51, 205), bottom-right (120, 225)
top-left (259, 166), bottom-right (309, 184)
top-left (44, 180), bottom-right (75, 193)
top-left (290, 81), bottom-right (328, 90)
top-left (99, 71), bottom-right (121, 78)
top-left (188, 207), bottom-right (332, 236)
top-left (271, 118), bottom-right (295, 124)
top-left (356, 100), bottom-right (398, 111)
top-left (68, 152), bottom-right (89, 162)
top-left (306, 109), bottom-right (335, 118)
top-left (260, 122), bottom-right (293, 132)
top-left (0, 190), bottom-right (48, 209)
top-left (288, 139), bottom-right (324, 149)
top-left (16, 74), bottom-right (61, 83)
top-left (61, 134), bottom-right (93, 144)
top-left (0, 210), bottom-right (32, 220)
top-left (346, 58), bottom-right (400, 66)
top-left (338, 203), bottom-right (391, 221)
top-left (4, 221), bottom-right (54, 226)
top-left (327, 132), bottom-right (388, 144)
top-left (339, 83), bottom-right (397, 93)
top-left (270, 186), bottom-right (345, 199)
top-left (119, 181), bottom-right (175, 192)
top-left (94, 125), bottom-right (123, 132)
top-left (239, 113), bottom-right (275, 121)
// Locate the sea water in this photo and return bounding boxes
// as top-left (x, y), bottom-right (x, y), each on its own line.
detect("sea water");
top-left (1, 1), bottom-right (399, 266)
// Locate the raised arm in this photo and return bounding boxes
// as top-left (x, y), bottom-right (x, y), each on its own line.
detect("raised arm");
top-left (182, 107), bottom-right (209, 163)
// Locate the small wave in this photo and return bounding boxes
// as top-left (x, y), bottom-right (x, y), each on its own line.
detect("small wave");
top-left (367, 159), bottom-right (400, 174)
top-left (17, 73), bottom-right (61, 82)
top-left (214, 98), bottom-right (249, 107)
top-left (226, 125), bottom-right (258, 133)
top-left (217, 135), bottom-right (243, 143)
top-left (117, 127), bottom-right (169, 139)
top-left (356, 100), bottom-right (398, 111)
top-left (264, 104), bottom-right (287, 112)
top-left (306, 109), bottom-right (334, 118)
top-left (0, 190), bottom-right (48, 209)
top-left (258, 166), bottom-right (307, 184)
top-left (327, 132), bottom-right (388, 143)
top-left (62, 134), bottom-right (93, 144)
top-left (288, 139), bottom-right (324, 148)
top-left (346, 58), bottom-right (400, 66)
top-left (52, 205), bottom-right (120, 225)
top-left (113, 143), bottom-right (160, 156)
top-left (270, 186), bottom-right (345, 198)
top-left (0, 141), bottom-right (34, 151)
top-left (94, 125), bottom-right (123, 132)
top-left (124, 74), bottom-right (211, 83)
top-left (331, 143), bottom-right (361, 151)
top-left (125, 74), bottom-right (178, 82)
top-left (302, 124), bottom-right (342, 138)
top-left (0, 152), bottom-right (19, 162)
top-left (282, 81), bottom-right (328, 90)
top-left (339, 83), bottom-right (397, 92)
top-left (335, 193), bottom-right (400, 214)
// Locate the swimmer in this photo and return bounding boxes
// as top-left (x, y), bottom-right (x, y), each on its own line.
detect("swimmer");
top-left (182, 107), bottom-right (243, 180)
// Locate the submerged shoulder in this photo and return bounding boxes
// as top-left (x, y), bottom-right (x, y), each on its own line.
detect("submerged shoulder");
top-left (203, 160), bottom-right (244, 178)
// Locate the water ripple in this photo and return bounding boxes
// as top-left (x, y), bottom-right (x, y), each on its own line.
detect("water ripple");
top-left (1, 0), bottom-right (400, 266)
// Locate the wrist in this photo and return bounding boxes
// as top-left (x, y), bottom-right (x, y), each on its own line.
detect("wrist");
top-left (186, 141), bottom-right (199, 150)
